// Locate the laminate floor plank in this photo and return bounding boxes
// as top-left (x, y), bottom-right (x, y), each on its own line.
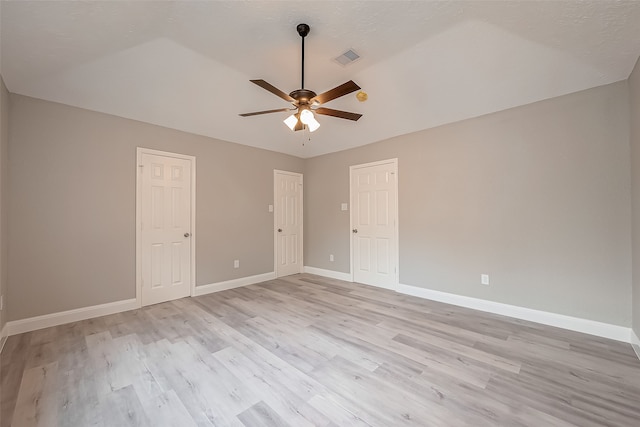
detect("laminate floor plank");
top-left (100, 384), bottom-right (151, 427)
top-left (310, 355), bottom-right (460, 427)
top-left (486, 371), bottom-right (618, 427)
top-left (237, 401), bottom-right (293, 427)
top-left (2, 273), bottom-right (639, 426)
top-left (213, 347), bottom-right (327, 427)
top-left (307, 394), bottom-right (374, 427)
top-left (141, 390), bottom-right (198, 427)
top-left (319, 317), bottom-right (496, 389)
top-left (141, 339), bottom-right (245, 426)
top-left (11, 362), bottom-right (58, 427)
top-left (371, 360), bottom-right (561, 427)
top-left (57, 357), bottom-right (104, 427)
top-left (381, 322), bottom-right (521, 373)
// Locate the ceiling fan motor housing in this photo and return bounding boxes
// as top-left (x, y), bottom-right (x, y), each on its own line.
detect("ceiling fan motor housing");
top-left (289, 89), bottom-right (317, 106)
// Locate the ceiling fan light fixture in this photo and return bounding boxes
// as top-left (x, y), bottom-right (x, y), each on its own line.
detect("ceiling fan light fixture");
top-left (284, 114), bottom-right (299, 131)
top-left (307, 116), bottom-right (321, 132)
top-left (300, 109), bottom-right (320, 132)
top-left (299, 109), bottom-right (313, 124)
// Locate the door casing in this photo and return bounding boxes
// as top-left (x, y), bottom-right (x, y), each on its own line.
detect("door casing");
top-left (349, 158), bottom-right (399, 288)
top-left (136, 147), bottom-right (196, 307)
top-left (274, 170), bottom-right (304, 277)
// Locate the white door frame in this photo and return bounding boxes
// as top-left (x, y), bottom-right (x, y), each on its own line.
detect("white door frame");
top-left (273, 170), bottom-right (304, 277)
top-left (136, 147), bottom-right (196, 308)
top-left (349, 158), bottom-right (399, 287)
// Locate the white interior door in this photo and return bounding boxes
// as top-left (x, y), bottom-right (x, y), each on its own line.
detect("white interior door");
top-left (351, 159), bottom-right (398, 289)
top-left (139, 150), bottom-right (194, 306)
top-left (275, 170), bottom-right (303, 277)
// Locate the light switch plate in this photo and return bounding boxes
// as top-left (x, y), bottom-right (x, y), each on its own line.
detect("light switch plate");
top-left (341, 203), bottom-right (348, 211)
top-left (268, 204), bottom-right (273, 212)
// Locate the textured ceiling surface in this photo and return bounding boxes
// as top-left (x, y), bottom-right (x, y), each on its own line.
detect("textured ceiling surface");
top-left (2, 1), bottom-right (640, 158)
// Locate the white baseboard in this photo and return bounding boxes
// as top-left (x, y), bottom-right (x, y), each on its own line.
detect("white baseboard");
top-left (303, 266), bottom-right (352, 282)
top-left (0, 323), bottom-right (7, 353)
top-left (632, 329), bottom-right (640, 361)
top-left (397, 283), bottom-right (632, 343)
top-left (194, 272), bottom-right (276, 297)
top-left (6, 298), bottom-right (138, 337)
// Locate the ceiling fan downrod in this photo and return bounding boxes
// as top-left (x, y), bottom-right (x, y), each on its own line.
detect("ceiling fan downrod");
top-left (289, 24), bottom-right (316, 107)
top-left (297, 23), bottom-right (310, 90)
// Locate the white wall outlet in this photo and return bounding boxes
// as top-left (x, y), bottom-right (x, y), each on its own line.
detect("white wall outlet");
top-left (234, 260), bottom-right (240, 268)
top-left (268, 204), bottom-right (273, 213)
top-left (341, 203), bottom-right (348, 211)
top-left (0, 294), bottom-right (3, 311)
top-left (481, 274), bottom-right (490, 285)
top-left (329, 254), bottom-right (334, 262)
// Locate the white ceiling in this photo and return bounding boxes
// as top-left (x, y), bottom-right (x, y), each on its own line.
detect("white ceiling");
top-left (2, 1), bottom-right (640, 158)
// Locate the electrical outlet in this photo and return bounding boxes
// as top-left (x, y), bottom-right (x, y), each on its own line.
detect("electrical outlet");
top-left (481, 274), bottom-right (490, 285)
top-left (234, 260), bottom-right (239, 269)
top-left (329, 254), bottom-right (334, 262)
top-left (0, 294), bottom-right (3, 311)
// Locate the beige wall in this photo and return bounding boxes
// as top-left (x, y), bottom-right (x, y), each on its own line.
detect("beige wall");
top-left (4, 79), bottom-right (636, 329)
top-left (306, 81), bottom-right (632, 326)
top-left (630, 57), bottom-right (640, 336)
top-left (0, 77), bottom-right (8, 333)
top-left (8, 95), bottom-right (303, 321)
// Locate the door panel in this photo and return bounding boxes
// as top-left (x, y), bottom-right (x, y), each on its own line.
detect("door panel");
top-left (376, 238), bottom-right (390, 274)
top-left (140, 152), bottom-right (192, 306)
top-left (275, 171), bottom-right (303, 277)
top-left (351, 160), bottom-right (398, 289)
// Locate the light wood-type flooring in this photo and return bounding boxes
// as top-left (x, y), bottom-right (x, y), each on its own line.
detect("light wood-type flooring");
top-left (2, 274), bottom-right (640, 426)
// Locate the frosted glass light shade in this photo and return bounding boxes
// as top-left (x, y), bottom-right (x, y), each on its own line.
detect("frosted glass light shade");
top-left (300, 109), bottom-right (314, 124)
top-left (306, 116), bottom-right (320, 132)
top-left (300, 109), bottom-right (320, 132)
top-left (283, 114), bottom-right (298, 131)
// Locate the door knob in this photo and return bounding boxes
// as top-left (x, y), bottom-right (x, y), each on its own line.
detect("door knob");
top-left (278, 229), bottom-right (282, 232)
top-left (184, 232), bottom-right (191, 238)
top-left (352, 229), bottom-right (358, 233)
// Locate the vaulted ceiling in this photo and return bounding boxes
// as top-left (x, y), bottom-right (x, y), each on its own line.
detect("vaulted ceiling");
top-left (2, 1), bottom-right (640, 158)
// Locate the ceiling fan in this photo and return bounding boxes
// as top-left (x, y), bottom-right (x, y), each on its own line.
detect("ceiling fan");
top-left (239, 23), bottom-right (363, 132)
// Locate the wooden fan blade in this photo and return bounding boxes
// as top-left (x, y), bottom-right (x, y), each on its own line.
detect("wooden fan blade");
top-left (239, 108), bottom-right (291, 117)
top-left (314, 107), bottom-right (362, 121)
top-left (310, 80), bottom-right (361, 105)
top-left (250, 80), bottom-right (294, 102)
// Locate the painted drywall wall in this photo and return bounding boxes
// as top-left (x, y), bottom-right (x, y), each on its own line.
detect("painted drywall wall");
top-left (0, 77), bottom-right (8, 333)
top-left (8, 95), bottom-right (303, 321)
top-left (630, 57), bottom-right (640, 337)
top-left (305, 81), bottom-right (632, 327)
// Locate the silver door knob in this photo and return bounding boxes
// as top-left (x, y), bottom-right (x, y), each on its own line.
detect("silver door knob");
top-left (352, 229), bottom-right (358, 233)
top-left (184, 232), bottom-right (191, 238)
top-left (278, 229), bottom-right (282, 232)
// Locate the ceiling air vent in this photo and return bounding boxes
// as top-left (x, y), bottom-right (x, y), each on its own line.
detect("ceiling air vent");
top-left (333, 49), bottom-right (361, 66)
